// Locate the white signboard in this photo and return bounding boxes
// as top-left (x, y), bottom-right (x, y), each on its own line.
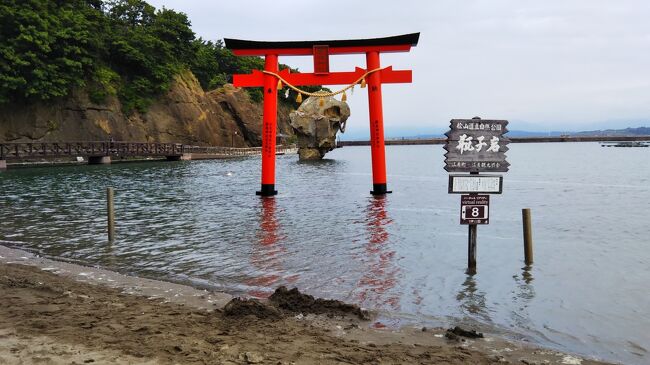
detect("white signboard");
top-left (448, 175), bottom-right (503, 194)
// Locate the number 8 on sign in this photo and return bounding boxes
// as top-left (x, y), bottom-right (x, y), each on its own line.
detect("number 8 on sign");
top-left (462, 205), bottom-right (486, 218)
top-left (460, 194), bottom-right (490, 225)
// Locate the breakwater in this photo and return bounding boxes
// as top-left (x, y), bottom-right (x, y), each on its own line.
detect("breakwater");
top-left (337, 135), bottom-right (650, 146)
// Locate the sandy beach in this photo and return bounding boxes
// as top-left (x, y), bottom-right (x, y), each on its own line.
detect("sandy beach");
top-left (0, 245), bottom-right (611, 365)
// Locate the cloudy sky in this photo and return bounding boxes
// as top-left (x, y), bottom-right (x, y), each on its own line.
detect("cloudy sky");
top-left (149, 0), bottom-right (650, 137)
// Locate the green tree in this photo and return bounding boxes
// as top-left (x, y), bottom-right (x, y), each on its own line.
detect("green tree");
top-left (102, 0), bottom-right (196, 112)
top-left (0, 0), bottom-right (326, 112)
top-left (0, 0), bottom-right (101, 103)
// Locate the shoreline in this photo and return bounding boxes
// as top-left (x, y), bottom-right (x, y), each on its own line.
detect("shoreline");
top-left (0, 154), bottom-right (256, 169)
top-left (0, 244), bottom-right (611, 364)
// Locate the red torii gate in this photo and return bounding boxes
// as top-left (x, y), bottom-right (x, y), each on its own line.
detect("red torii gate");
top-left (224, 33), bottom-right (419, 196)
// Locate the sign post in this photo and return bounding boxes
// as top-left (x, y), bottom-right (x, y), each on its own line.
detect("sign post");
top-left (444, 117), bottom-right (509, 274)
top-left (468, 213), bottom-right (478, 273)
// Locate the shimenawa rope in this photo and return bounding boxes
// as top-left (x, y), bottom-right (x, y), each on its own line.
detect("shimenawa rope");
top-left (261, 67), bottom-right (385, 103)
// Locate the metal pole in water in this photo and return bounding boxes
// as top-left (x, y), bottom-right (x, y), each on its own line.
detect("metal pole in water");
top-left (468, 224), bottom-right (477, 274)
top-left (522, 208), bottom-right (533, 265)
top-left (467, 171), bottom-right (479, 274)
top-left (107, 187), bottom-right (115, 242)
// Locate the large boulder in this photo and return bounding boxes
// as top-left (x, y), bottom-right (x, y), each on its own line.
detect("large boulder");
top-left (289, 94), bottom-right (350, 160)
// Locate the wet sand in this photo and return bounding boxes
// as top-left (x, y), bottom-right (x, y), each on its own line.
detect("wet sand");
top-left (0, 246), bottom-right (611, 365)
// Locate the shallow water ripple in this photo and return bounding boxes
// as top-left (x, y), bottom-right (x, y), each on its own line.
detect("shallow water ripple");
top-left (1, 144), bottom-right (649, 364)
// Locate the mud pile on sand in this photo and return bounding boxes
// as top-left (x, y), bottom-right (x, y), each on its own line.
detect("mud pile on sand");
top-left (223, 297), bottom-right (280, 319)
top-left (445, 326), bottom-right (484, 341)
top-left (269, 286), bottom-right (370, 320)
top-left (223, 286), bottom-right (370, 320)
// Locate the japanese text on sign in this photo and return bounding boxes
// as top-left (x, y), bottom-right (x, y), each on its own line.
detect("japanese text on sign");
top-left (456, 135), bottom-right (501, 154)
top-left (453, 121), bottom-right (504, 131)
top-left (444, 118), bottom-right (510, 173)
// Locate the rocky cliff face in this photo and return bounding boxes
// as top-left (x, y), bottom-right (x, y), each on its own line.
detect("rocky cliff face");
top-left (0, 71), bottom-right (294, 147)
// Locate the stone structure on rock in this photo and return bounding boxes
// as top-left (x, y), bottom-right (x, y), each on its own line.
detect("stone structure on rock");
top-left (289, 94), bottom-right (350, 160)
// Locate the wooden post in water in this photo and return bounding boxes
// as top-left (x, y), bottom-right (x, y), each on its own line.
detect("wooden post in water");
top-left (522, 208), bottom-right (533, 265)
top-left (107, 187), bottom-right (115, 242)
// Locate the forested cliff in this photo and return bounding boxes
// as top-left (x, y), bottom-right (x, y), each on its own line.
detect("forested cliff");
top-left (0, 0), bottom-right (313, 146)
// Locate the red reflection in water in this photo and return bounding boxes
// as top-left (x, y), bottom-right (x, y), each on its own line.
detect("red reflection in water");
top-left (355, 196), bottom-right (401, 311)
top-left (247, 197), bottom-right (297, 298)
top-left (259, 197), bottom-right (281, 246)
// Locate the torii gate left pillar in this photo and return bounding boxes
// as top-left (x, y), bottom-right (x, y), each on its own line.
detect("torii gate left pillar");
top-left (225, 33), bottom-right (419, 196)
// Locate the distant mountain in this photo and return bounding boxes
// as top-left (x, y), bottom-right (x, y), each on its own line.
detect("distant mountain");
top-left (506, 126), bottom-right (650, 137)
top-left (572, 127), bottom-right (650, 136)
top-left (506, 118), bottom-right (650, 133)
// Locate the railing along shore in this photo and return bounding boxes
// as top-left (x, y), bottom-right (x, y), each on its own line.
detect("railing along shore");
top-left (0, 141), bottom-right (297, 161)
top-left (0, 141), bottom-right (184, 159)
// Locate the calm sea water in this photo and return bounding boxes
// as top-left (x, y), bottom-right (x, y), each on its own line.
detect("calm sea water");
top-left (1, 143), bottom-right (648, 364)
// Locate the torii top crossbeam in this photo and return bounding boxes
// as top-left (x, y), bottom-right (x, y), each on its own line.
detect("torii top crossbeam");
top-left (225, 33), bottom-right (419, 196)
top-left (224, 33), bottom-right (419, 55)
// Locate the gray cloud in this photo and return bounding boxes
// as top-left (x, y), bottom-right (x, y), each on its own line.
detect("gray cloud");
top-left (148, 0), bottom-right (650, 135)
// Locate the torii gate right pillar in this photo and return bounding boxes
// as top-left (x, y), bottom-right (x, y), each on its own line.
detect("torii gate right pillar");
top-left (366, 51), bottom-right (390, 195)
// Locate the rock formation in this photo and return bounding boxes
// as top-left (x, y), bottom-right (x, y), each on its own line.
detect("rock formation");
top-left (289, 95), bottom-right (350, 160)
top-left (0, 71), bottom-right (295, 147)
